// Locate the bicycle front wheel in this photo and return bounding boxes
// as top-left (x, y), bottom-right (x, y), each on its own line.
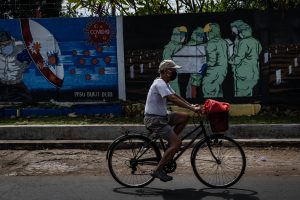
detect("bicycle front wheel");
top-left (191, 134), bottom-right (246, 188)
top-left (108, 135), bottom-right (161, 187)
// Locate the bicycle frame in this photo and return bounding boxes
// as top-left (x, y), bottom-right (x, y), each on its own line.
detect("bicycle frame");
top-left (107, 117), bottom-right (220, 166)
top-left (154, 120), bottom-right (216, 162)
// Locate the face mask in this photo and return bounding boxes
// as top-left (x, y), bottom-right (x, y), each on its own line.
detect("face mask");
top-left (196, 33), bottom-right (204, 43)
top-left (239, 33), bottom-right (243, 39)
top-left (232, 27), bottom-right (238, 35)
top-left (169, 70), bottom-right (177, 81)
top-left (180, 32), bottom-right (186, 43)
top-left (1, 44), bottom-right (14, 56)
top-left (203, 33), bottom-right (209, 43)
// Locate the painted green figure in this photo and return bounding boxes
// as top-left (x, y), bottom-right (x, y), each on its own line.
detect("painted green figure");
top-left (228, 21), bottom-right (262, 97)
top-left (230, 20), bottom-right (244, 56)
top-left (163, 26), bottom-right (187, 95)
top-left (186, 27), bottom-right (205, 98)
top-left (202, 23), bottom-right (228, 97)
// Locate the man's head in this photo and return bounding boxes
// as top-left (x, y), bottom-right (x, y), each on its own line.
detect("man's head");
top-left (158, 60), bottom-right (181, 73)
top-left (158, 60), bottom-right (181, 81)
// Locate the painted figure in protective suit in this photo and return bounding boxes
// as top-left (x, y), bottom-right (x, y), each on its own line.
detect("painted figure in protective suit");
top-left (202, 23), bottom-right (228, 98)
top-left (163, 26), bottom-right (187, 95)
top-left (230, 20), bottom-right (244, 56)
top-left (186, 27), bottom-right (205, 98)
top-left (0, 31), bottom-right (32, 102)
top-left (228, 20), bottom-right (262, 97)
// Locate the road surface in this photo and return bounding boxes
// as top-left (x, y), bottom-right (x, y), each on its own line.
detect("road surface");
top-left (0, 175), bottom-right (299, 200)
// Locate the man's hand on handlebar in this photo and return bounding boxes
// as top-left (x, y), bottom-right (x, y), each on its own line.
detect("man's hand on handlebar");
top-left (191, 105), bottom-right (204, 114)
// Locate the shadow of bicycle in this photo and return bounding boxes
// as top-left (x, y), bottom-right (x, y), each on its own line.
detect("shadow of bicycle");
top-left (113, 187), bottom-right (260, 200)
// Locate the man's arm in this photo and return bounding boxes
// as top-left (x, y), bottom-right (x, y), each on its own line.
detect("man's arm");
top-left (174, 93), bottom-right (192, 106)
top-left (167, 94), bottom-right (199, 112)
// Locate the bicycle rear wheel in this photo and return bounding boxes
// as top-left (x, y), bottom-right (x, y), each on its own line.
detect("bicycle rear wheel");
top-left (108, 135), bottom-right (161, 187)
top-left (191, 134), bottom-right (246, 188)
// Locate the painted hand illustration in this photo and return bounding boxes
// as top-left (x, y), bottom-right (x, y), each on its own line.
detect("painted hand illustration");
top-left (199, 63), bottom-right (208, 75)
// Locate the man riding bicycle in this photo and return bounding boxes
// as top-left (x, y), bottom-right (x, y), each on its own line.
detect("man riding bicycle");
top-left (144, 59), bottom-right (202, 182)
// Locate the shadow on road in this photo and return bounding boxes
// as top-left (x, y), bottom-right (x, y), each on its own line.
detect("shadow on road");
top-left (113, 187), bottom-right (260, 200)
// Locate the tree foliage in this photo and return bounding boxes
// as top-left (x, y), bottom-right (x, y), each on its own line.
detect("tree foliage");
top-left (66, 0), bottom-right (300, 16)
top-left (0, 0), bottom-right (63, 19)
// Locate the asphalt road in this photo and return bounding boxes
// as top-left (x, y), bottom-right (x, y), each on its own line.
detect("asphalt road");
top-left (0, 175), bottom-right (299, 200)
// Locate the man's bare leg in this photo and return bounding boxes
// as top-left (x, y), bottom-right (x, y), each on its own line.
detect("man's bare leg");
top-left (155, 132), bottom-right (181, 172)
top-left (152, 113), bottom-right (189, 181)
top-left (172, 112), bottom-right (190, 135)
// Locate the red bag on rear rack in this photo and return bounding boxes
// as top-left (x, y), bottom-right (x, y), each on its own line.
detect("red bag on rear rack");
top-left (203, 99), bottom-right (230, 132)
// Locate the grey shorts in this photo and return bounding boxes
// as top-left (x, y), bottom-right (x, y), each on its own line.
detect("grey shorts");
top-left (144, 113), bottom-right (176, 140)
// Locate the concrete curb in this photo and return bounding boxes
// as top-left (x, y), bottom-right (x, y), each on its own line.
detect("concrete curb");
top-left (1, 139), bottom-right (300, 150)
top-left (0, 124), bottom-right (299, 140)
top-left (0, 124), bottom-right (299, 149)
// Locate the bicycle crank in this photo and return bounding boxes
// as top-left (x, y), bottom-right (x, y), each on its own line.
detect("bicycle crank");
top-left (163, 160), bottom-right (177, 173)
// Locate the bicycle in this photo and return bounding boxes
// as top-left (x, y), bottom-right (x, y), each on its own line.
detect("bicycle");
top-left (106, 112), bottom-right (246, 188)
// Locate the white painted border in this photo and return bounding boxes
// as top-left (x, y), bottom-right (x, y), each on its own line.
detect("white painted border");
top-left (116, 16), bottom-right (126, 100)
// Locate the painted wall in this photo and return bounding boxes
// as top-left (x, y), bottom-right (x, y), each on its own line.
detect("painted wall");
top-left (0, 17), bottom-right (119, 103)
top-left (0, 10), bottom-right (299, 107)
top-left (124, 9), bottom-right (300, 104)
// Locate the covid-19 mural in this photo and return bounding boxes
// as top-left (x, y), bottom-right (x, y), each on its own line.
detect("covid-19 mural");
top-left (124, 15), bottom-right (263, 102)
top-left (124, 10), bottom-right (300, 104)
top-left (1, 10), bottom-right (299, 105)
top-left (0, 17), bottom-right (119, 102)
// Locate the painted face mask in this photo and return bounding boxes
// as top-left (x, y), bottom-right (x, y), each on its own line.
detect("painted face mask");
top-left (196, 32), bottom-right (204, 43)
top-left (1, 44), bottom-right (14, 56)
top-left (180, 32), bottom-right (186, 43)
top-left (239, 33), bottom-right (244, 39)
top-left (203, 32), bottom-right (209, 43)
top-left (232, 27), bottom-right (238, 35)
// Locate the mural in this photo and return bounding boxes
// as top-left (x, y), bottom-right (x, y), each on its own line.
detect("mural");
top-left (185, 27), bottom-right (205, 98)
top-left (124, 10), bottom-right (300, 104)
top-left (229, 20), bottom-right (262, 97)
top-left (202, 23), bottom-right (229, 98)
top-left (1, 10), bottom-right (299, 105)
top-left (124, 15), bottom-right (264, 102)
top-left (267, 44), bottom-right (300, 103)
top-left (21, 19), bottom-right (64, 88)
top-left (166, 21), bottom-right (261, 99)
top-left (0, 31), bottom-right (32, 102)
top-left (0, 17), bottom-right (118, 102)
top-left (163, 26), bottom-right (188, 95)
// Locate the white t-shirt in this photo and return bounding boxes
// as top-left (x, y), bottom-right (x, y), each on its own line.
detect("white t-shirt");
top-left (144, 78), bottom-right (175, 116)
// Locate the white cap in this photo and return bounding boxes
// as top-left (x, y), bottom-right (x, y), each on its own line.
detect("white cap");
top-left (158, 60), bottom-right (182, 73)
